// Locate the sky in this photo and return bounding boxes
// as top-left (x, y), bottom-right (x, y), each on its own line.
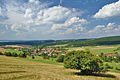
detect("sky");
top-left (0, 0), bottom-right (120, 40)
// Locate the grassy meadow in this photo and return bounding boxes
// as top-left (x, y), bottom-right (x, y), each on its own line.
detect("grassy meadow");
top-left (1, 44), bottom-right (120, 80)
top-left (67, 45), bottom-right (120, 54)
top-left (0, 55), bottom-right (120, 80)
top-left (4, 49), bottom-right (23, 54)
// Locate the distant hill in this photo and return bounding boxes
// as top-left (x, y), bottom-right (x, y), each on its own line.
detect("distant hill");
top-left (1, 36), bottom-right (120, 47)
top-left (67, 36), bottom-right (120, 47)
top-left (0, 39), bottom-right (87, 46)
top-left (0, 40), bottom-right (55, 46)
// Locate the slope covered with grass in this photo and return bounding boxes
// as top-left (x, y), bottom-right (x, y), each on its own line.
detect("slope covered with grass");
top-left (0, 55), bottom-right (118, 80)
top-left (67, 36), bottom-right (120, 47)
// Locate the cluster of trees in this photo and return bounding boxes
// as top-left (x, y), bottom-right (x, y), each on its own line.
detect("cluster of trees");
top-left (64, 50), bottom-right (107, 74)
top-left (0, 40), bottom-right (55, 46)
top-left (40, 53), bottom-right (58, 59)
top-left (1, 52), bottom-right (27, 58)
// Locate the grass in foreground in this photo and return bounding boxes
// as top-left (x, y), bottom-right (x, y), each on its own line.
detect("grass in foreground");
top-left (16, 56), bottom-right (63, 65)
top-left (0, 55), bottom-right (120, 80)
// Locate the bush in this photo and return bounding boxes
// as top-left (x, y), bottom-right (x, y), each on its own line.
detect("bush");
top-left (64, 50), bottom-right (107, 74)
top-left (56, 55), bottom-right (64, 62)
top-left (19, 53), bottom-right (27, 58)
top-left (12, 52), bottom-right (18, 57)
top-left (116, 67), bottom-right (120, 70)
top-left (105, 63), bottom-right (113, 69)
top-left (4, 52), bottom-right (12, 56)
top-left (0, 52), bottom-right (3, 55)
top-left (32, 55), bottom-right (35, 59)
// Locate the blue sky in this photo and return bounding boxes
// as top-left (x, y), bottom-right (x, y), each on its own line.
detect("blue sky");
top-left (0, 0), bottom-right (120, 40)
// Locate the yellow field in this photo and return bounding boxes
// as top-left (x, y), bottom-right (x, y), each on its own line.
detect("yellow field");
top-left (0, 56), bottom-right (120, 80)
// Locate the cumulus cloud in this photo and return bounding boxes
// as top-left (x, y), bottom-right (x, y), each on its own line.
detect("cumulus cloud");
top-left (51, 17), bottom-right (88, 35)
top-left (51, 17), bottom-right (87, 31)
top-left (93, 0), bottom-right (120, 18)
top-left (24, 9), bottom-right (33, 18)
top-left (36, 6), bottom-right (72, 25)
top-left (88, 22), bottom-right (117, 35)
top-left (88, 25), bottom-right (105, 33)
top-left (29, 0), bottom-right (39, 4)
top-left (0, 0), bottom-right (86, 39)
top-left (0, 7), bottom-right (1, 15)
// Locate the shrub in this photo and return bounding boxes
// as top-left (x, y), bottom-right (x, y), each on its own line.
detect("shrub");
top-left (32, 55), bottom-right (35, 59)
top-left (12, 52), bottom-right (18, 57)
top-left (4, 52), bottom-right (12, 56)
top-left (56, 55), bottom-right (64, 62)
top-left (19, 53), bottom-right (27, 58)
top-left (0, 52), bottom-right (3, 55)
top-left (105, 63), bottom-right (113, 69)
top-left (116, 67), bottom-right (120, 70)
top-left (64, 50), bottom-right (107, 74)
top-left (42, 53), bottom-right (48, 59)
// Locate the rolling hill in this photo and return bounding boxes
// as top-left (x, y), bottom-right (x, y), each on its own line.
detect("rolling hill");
top-left (67, 36), bottom-right (120, 47)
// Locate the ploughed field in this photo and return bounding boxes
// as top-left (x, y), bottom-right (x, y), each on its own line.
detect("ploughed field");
top-left (0, 55), bottom-right (120, 80)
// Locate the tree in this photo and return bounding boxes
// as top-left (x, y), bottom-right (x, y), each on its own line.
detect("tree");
top-left (56, 54), bottom-right (64, 62)
top-left (19, 52), bottom-right (27, 58)
top-left (64, 50), bottom-right (107, 74)
top-left (4, 52), bottom-right (12, 56)
top-left (12, 52), bottom-right (18, 57)
top-left (32, 55), bottom-right (35, 59)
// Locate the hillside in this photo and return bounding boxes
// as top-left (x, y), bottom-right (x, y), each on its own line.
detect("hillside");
top-left (1, 36), bottom-right (120, 47)
top-left (67, 36), bottom-right (120, 47)
top-left (0, 55), bottom-right (118, 80)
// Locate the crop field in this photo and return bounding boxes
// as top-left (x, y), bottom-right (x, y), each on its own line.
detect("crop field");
top-left (0, 55), bottom-right (120, 80)
top-left (68, 45), bottom-right (120, 54)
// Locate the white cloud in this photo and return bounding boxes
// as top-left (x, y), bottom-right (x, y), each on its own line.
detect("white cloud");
top-left (5, 1), bottom-right (25, 24)
top-left (93, 0), bottom-right (120, 18)
top-left (104, 23), bottom-right (115, 32)
top-left (29, 0), bottom-right (35, 3)
top-left (51, 17), bottom-right (87, 31)
top-left (36, 6), bottom-right (72, 25)
top-left (88, 25), bottom-right (105, 33)
top-left (24, 8), bottom-right (33, 18)
top-left (0, 0), bottom-right (86, 39)
top-left (29, 0), bottom-right (39, 4)
top-left (51, 17), bottom-right (87, 35)
top-left (0, 7), bottom-right (1, 15)
top-left (88, 22), bottom-right (117, 35)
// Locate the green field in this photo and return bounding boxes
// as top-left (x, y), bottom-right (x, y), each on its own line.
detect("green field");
top-left (1, 55), bottom-right (120, 80)
top-left (67, 45), bottom-right (120, 54)
top-left (4, 49), bottom-right (23, 54)
top-left (1, 44), bottom-right (120, 80)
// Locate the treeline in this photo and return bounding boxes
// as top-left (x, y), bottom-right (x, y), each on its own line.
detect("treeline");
top-left (67, 36), bottom-right (120, 47)
top-left (0, 40), bottom-right (55, 46)
top-left (0, 39), bottom-right (87, 46)
top-left (1, 36), bottom-right (120, 47)
top-left (0, 52), bottom-right (27, 58)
